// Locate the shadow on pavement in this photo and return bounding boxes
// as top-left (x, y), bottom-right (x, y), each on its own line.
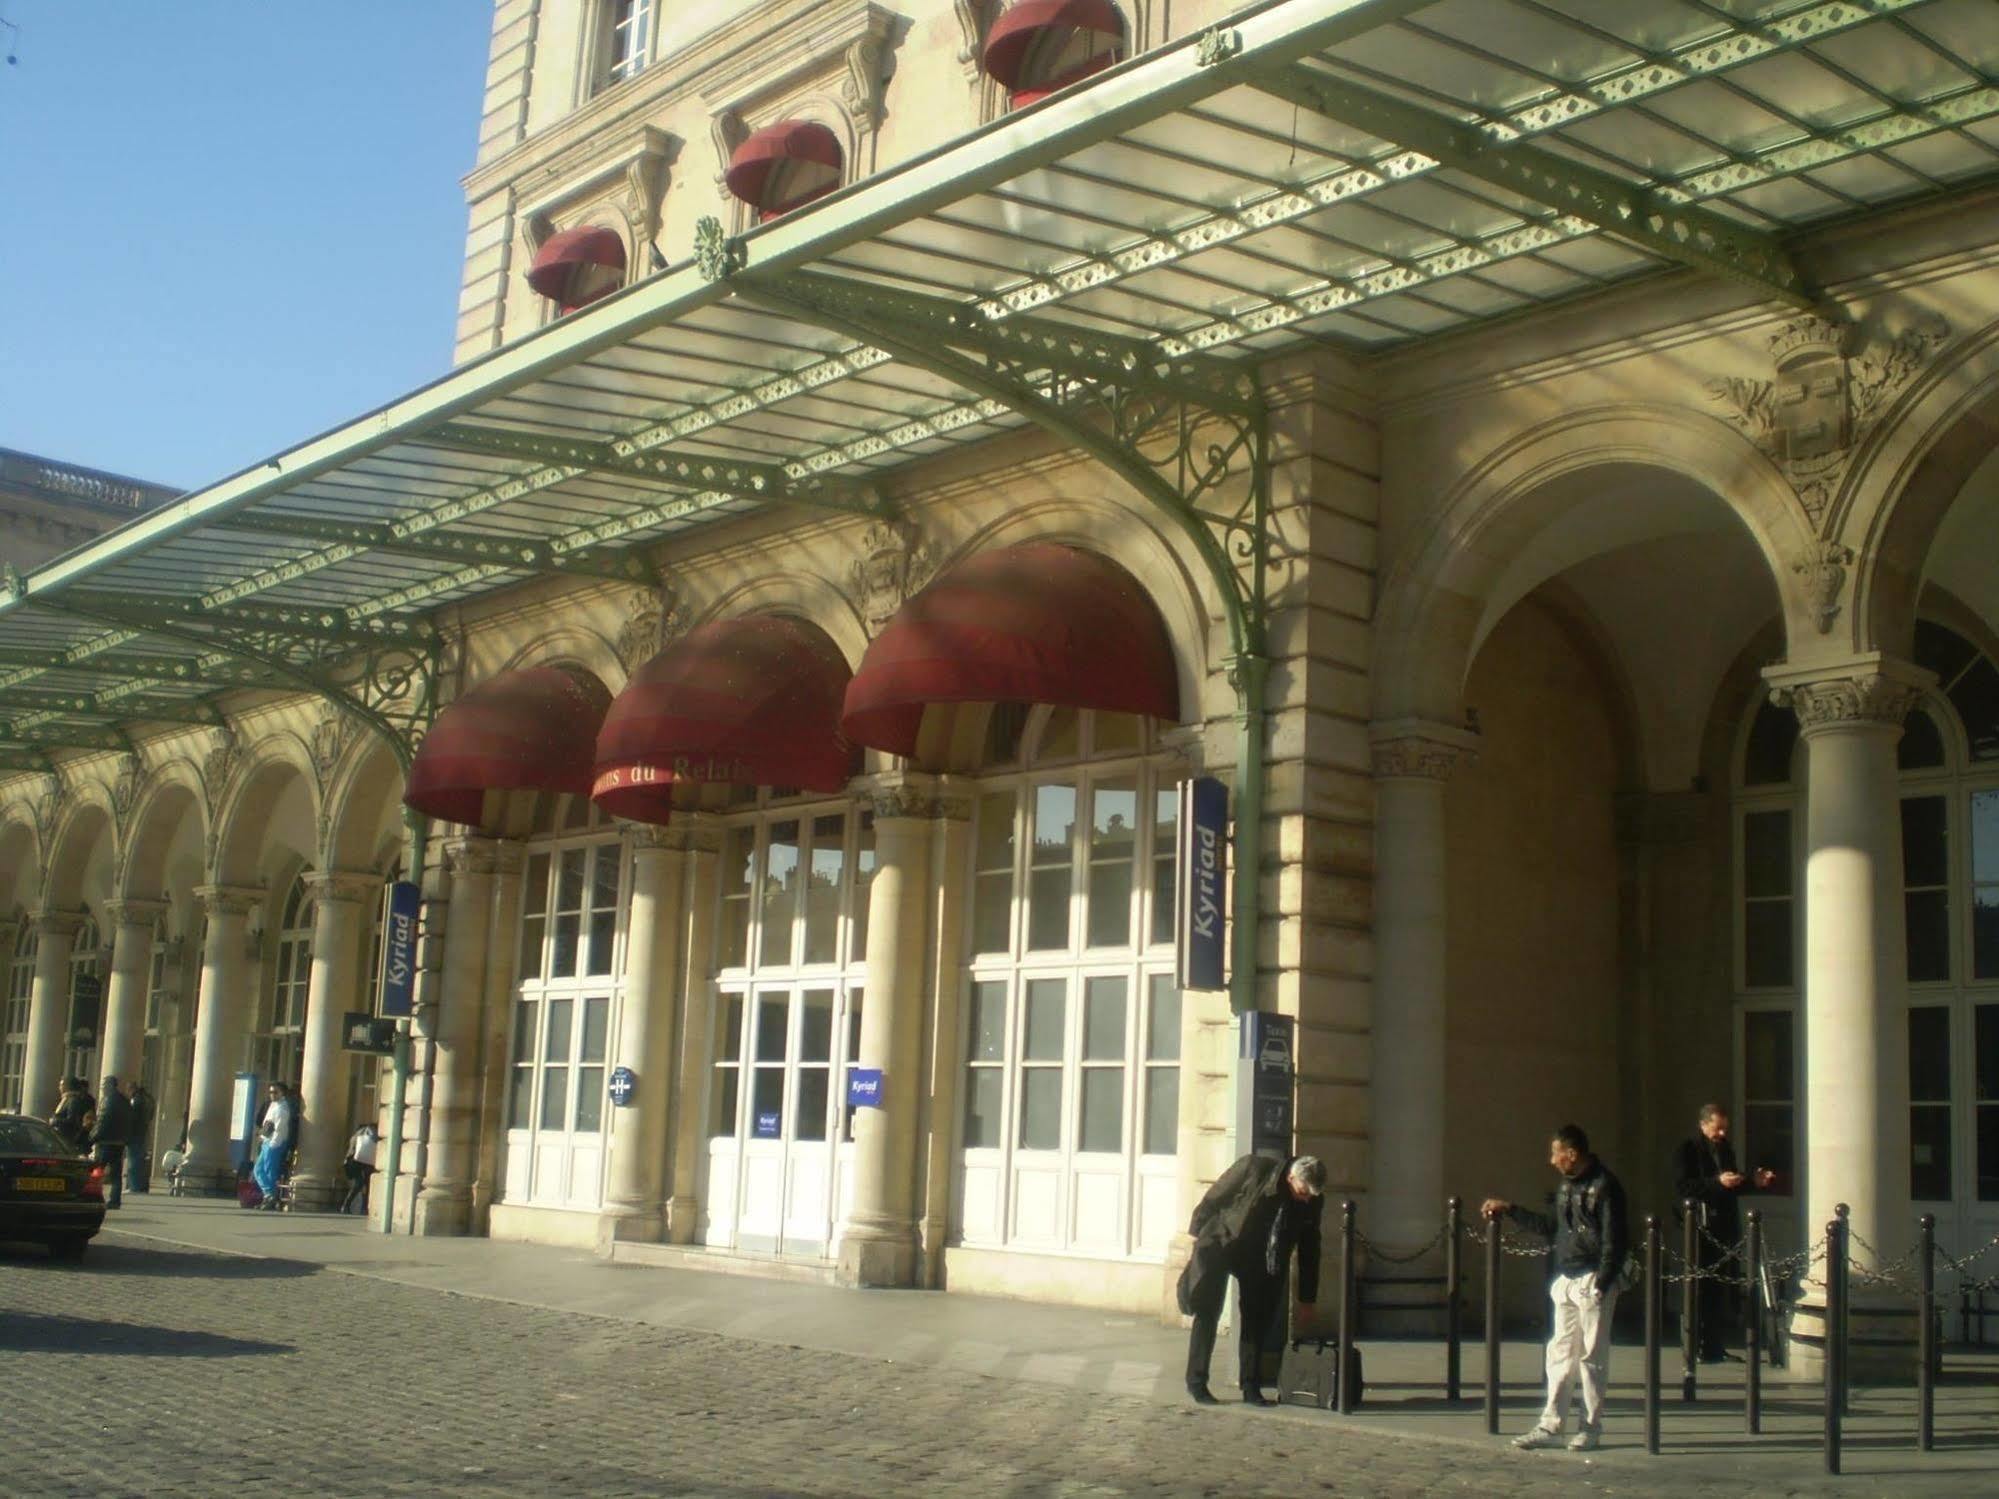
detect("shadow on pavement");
top-left (0, 1242), bottom-right (322, 1279)
top-left (0, 1310), bottom-right (293, 1358)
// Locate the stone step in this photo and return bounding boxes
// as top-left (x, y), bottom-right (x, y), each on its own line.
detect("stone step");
top-left (609, 1238), bottom-right (839, 1286)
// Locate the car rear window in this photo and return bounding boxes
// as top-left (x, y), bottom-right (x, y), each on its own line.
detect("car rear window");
top-left (0, 1117), bottom-right (68, 1154)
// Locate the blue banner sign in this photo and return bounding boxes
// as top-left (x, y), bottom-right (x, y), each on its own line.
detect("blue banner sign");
top-left (754, 1110), bottom-right (781, 1139)
top-left (1176, 776), bottom-right (1228, 991)
top-left (1240, 1011), bottom-right (1295, 1156)
top-left (377, 879), bottom-right (420, 1018)
top-left (846, 1067), bottom-right (883, 1108)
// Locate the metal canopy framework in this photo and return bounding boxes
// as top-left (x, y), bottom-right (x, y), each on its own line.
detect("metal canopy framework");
top-left (1, 0), bottom-right (1993, 803)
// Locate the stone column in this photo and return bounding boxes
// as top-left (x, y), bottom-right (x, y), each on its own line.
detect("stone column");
top-left (665, 816), bottom-right (721, 1244)
top-left (289, 870), bottom-right (376, 1210)
top-left (21, 909), bottom-right (86, 1119)
top-left (415, 836), bottom-right (498, 1235)
top-left (602, 824), bottom-right (688, 1245)
top-left (1768, 656), bottom-right (1929, 1378)
top-left (183, 885), bottom-right (263, 1192)
top-left (914, 786), bottom-right (974, 1287)
top-left (470, 841), bottom-right (526, 1232)
top-left (1366, 720), bottom-right (1477, 1267)
top-left (837, 773), bottom-right (951, 1288)
top-left (98, 899), bottom-right (166, 1097)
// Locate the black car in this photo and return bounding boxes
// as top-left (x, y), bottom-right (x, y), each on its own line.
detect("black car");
top-left (0, 1113), bottom-right (107, 1261)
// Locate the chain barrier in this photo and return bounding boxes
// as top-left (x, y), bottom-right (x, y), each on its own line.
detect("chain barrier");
top-left (1351, 1220), bottom-right (1449, 1265)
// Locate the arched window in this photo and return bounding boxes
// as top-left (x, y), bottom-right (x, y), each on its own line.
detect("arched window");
top-left (66, 916), bottom-right (102, 1085)
top-left (502, 794), bottom-right (628, 1214)
top-left (261, 877), bottom-right (314, 1087)
top-left (1734, 620), bottom-right (1999, 1236)
top-left (1, 927), bottom-right (37, 1111)
top-left (958, 706), bottom-right (1183, 1262)
top-left (593, 0), bottom-right (652, 92)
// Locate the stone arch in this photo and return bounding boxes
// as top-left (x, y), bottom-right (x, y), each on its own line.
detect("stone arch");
top-left (118, 761), bottom-right (206, 902)
top-left (694, 568), bottom-right (871, 672)
top-left (0, 810), bottom-right (42, 915)
top-left (1834, 317), bottom-right (1999, 661)
top-left (1374, 404), bottom-right (1813, 726)
top-left (43, 791), bottom-right (116, 913)
top-left (322, 734), bottom-right (407, 872)
top-left (211, 743), bottom-right (319, 890)
top-left (495, 623), bottom-right (625, 691)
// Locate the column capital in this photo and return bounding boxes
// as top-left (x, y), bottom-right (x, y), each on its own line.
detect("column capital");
top-left (193, 884), bottom-right (262, 919)
top-left (854, 771), bottom-right (974, 823)
top-left (27, 907), bottom-right (87, 939)
top-left (1369, 718), bottom-right (1479, 781)
top-left (102, 897), bottom-right (168, 929)
top-left (1763, 654), bottom-right (1934, 736)
top-left (300, 869), bottom-right (383, 906)
top-left (442, 835), bottom-right (517, 876)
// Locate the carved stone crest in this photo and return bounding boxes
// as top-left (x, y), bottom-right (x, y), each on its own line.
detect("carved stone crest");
top-left (28, 772), bottom-right (64, 852)
top-left (311, 711), bottom-right (355, 785)
top-left (1707, 312), bottom-right (1950, 525)
top-left (1792, 540), bottom-right (1855, 635)
top-left (614, 580), bottom-right (686, 672)
top-left (848, 517), bottom-right (934, 636)
top-left (110, 752), bottom-right (144, 823)
top-left (202, 728), bottom-right (239, 807)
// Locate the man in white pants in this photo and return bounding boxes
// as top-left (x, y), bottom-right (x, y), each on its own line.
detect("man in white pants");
top-left (1482, 1124), bottom-right (1631, 1452)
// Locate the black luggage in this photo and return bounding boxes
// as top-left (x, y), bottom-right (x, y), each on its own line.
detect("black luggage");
top-left (1278, 1338), bottom-right (1364, 1410)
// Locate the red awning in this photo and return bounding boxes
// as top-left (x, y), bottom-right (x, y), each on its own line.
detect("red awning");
top-left (403, 665), bottom-right (613, 826)
top-left (524, 225), bottom-right (627, 312)
top-left (592, 615), bottom-right (855, 824)
top-left (982, 0), bottom-right (1124, 96)
top-left (724, 120), bottom-right (843, 220)
top-left (840, 541), bottom-right (1178, 756)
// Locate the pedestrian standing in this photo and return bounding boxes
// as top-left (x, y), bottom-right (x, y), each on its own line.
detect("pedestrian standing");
top-left (126, 1079), bottom-right (156, 1194)
top-left (49, 1076), bottom-right (96, 1151)
top-left (1176, 1153), bottom-right (1326, 1406)
top-left (1671, 1102), bottom-right (1775, 1362)
top-left (251, 1082), bottom-right (296, 1209)
top-left (89, 1074), bottom-right (134, 1210)
top-left (1481, 1124), bottom-right (1631, 1452)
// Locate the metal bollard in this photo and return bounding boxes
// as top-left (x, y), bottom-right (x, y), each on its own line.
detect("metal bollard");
top-left (1644, 1214), bottom-right (1662, 1455)
top-left (1484, 1211), bottom-right (1501, 1435)
top-left (1338, 1199), bottom-right (1358, 1415)
top-left (1918, 1213), bottom-right (1935, 1452)
top-left (1834, 1202), bottom-right (1851, 1417)
top-left (1681, 1198), bottom-right (1699, 1403)
top-left (1445, 1197), bottom-right (1462, 1404)
top-left (1744, 1210), bottom-right (1762, 1435)
top-left (1825, 1206), bottom-right (1847, 1476)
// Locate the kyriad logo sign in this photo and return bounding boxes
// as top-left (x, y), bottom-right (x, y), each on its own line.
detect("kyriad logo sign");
top-left (1176, 776), bottom-right (1228, 991)
top-left (377, 880), bottom-right (421, 1018)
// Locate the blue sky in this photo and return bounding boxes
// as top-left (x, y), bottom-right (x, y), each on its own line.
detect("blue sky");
top-left (0, 2), bottom-right (494, 491)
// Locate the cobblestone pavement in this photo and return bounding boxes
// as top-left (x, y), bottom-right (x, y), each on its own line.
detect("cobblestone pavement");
top-left (0, 1233), bottom-right (1974, 1499)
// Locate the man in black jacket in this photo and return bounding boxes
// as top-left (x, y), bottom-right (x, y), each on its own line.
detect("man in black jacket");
top-left (1673, 1103), bottom-right (1774, 1362)
top-left (1176, 1152), bottom-right (1326, 1406)
top-left (89, 1074), bottom-right (135, 1210)
top-left (1482, 1124), bottom-right (1630, 1452)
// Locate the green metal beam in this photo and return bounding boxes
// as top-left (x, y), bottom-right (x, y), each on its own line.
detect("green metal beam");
top-left (215, 514), bottom-right (659, 585)
top-left (0, 727), bottom-right (129, 754)
top-left (1247, 62), bottom-right (1816, 308)
top-left (59, 592), bottom-right (437, 651)
top-left (0, 686), bottom-right (219, 725)
top-left (421, 423), bottom-right (888, 515)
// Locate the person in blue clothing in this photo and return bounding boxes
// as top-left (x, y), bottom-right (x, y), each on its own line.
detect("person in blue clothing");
top-left (250, 1082), bottom-right (297, 1208)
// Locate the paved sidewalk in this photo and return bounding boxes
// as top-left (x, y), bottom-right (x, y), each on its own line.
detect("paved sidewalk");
top-left (92, 1196), bottom-right (1999, 1494)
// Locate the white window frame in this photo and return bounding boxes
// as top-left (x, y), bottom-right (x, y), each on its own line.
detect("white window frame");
top-left (2, 927), bottom-right (36, 1112)
top-left (260, 879), bottom-right (313, 1087)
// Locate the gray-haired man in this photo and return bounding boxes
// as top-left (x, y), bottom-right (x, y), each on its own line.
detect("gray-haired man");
top-left (1176, 1153), bottom-right (1326, 1406)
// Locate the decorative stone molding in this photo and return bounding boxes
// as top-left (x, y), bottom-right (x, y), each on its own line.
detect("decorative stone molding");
top-left (614, 580), bottom-right (686, 672)
top-left (951, 0), bottom-right (989, 78)
top-left (1369, 719), bottom-right (1479, 781)
top-left (847, 516), bottom-right (934, 636)
top-left (443, 836), bottom-right (508, 878)
top-left (310, 711), bottom-right (356, 786)
top-left (1706, 311), bottom-right (1950, 525)
top-left (1792, 540), bottom-right (1855, 635)
top-left (860, 771), bottom-right (973, 823)
top-left (1764, 655), bottom-right (1933, 733)
top-left (301, 869), bottom-right (383, 907)
top-left (202, 728), bottom-right (239, 806)
top-left (109, 752), bottom-right (145, 825)
top-left (28, 907), bottom-right (87, 941)
top-left (518, 124), bottom-right (674, 278)
top-left (101, 898), bottom-right (168, 931)
top-left (193, 885), bottom-right (262, 920)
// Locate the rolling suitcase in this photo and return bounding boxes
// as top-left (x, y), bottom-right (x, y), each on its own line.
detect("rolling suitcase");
top-left (1278, 1337), bottom-right (1364, 1410)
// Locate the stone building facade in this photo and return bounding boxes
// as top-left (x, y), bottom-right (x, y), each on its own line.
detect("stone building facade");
top-left (1, 2), bottom-right (1996, 1359)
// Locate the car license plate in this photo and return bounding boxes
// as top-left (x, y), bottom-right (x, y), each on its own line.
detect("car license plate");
top-left (14, 1177), bottom-right (66, 1192)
